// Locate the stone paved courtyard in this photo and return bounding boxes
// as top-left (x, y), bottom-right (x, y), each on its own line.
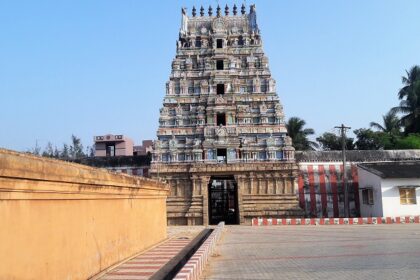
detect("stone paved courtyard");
top-left (202, 225), bottom-right (420, 279)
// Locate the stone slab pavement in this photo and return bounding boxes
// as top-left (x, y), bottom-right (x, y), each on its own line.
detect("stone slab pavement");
top-left (202, 225), bottom-right (420, 280)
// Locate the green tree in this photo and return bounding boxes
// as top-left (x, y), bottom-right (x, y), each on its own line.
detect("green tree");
top-left (353, 128), bottom-right (384, 150)
top-left (69, 135), bottom-right (85, 159)
top-left (61, 144), bottom-right (69, 159)
top-left (28, 135), bottom-right (88, 159)
top-left (53, 146), bottom-right (60, 158)
top-left (391, 65), bottom-right (420, 134)
top-left (316, 132), bottom-right (354, 151)
top-left (86, 146), bottom-right (95, 157)
top-left (394, 134), bottom-right (420, 149)
top-left (42, 142), bottom-right (54, 157)
top-left (369, 110), bottom-right (401, 135)
top-left (285, 117), bottom-right (318, 150)
top-left (30, 141), bottom-right (41, 156)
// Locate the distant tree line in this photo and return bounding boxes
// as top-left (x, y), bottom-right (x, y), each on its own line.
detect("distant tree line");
top-left (29, 135), bottom-right (94, 159)
top-left (287, 65), bottom-right (420, 150)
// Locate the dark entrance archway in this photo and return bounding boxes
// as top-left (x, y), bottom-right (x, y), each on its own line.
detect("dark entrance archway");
top-left (208, 175), bottom-right (239, 225)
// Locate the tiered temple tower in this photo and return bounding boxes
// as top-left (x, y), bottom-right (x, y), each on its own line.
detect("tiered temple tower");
top-left (151, 4), bottom-right (304, 225)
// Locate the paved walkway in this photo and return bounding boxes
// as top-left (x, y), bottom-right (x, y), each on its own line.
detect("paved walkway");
top-left (202, 225), bottom-right (420, 279)
top-left (99, 238), bottom-right (190, 280)
top-left (99, 226), bottom-right (204, 280)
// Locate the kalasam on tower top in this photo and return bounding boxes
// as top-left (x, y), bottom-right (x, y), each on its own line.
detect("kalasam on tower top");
top-left (150, 4), bottom-right (304, 225)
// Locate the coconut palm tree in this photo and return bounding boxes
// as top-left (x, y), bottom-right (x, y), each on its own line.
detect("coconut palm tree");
top-left (286, 117), bottom-right (318, 150)
top-left (391, 65), bottom-right (420, 134)
top-left (369, 110), bottom-right (401, 135)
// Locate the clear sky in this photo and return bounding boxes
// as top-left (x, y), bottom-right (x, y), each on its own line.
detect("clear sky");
top-left (1, 0), bottom-right (419, 152)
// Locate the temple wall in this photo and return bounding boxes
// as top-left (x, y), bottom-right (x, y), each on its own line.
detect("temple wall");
top-left (0, 149), bottom-right (169, 280)
top-left (71, 151), bottom-right (420, 225)
top-left (151, 162), bottom-right (304, 225)
top-left (298, 163), bottom-right (360, 218)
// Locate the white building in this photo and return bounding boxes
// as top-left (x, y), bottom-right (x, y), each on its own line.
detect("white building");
top-left (358, 161), bottom-right (420, 217)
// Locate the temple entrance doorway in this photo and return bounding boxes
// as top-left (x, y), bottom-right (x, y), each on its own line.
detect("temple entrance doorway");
top-left (208, 175), bottom-right (239, 225)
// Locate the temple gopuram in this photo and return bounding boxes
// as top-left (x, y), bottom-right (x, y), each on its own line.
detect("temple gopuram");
top-left (150, 4), bottom-right (304, 225)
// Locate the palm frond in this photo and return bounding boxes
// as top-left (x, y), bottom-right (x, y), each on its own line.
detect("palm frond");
top-left (369, 122), bottom-right (385, 131)
top-left (390, 106), bottom-right (410, 115)
top-left (398, 86), bottom-right (410, 99)
top-left (303, 128), bottom-right (315, 135)
top-left (286, 117), bottom-right (316, 150)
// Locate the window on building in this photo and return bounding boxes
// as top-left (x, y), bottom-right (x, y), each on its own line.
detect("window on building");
top-left (259, 151), bottom-right (266, 160)
top-left (192, 57), bottom-right (198, 69)
top-left (106, 144), bottom-right (115, 157)
top-left (194, 85), bottom-right (201, 94)
top-left (256, 58), bottom-right (263, 69)
top-left (179, 38), bottom-right (187, 48)
top-left (217, 149), bottom-right (227, 163)
top-left (399, 187), bottom-right (417, 205)
top-left (217, 39), bottom-right (223, 48)
top-left (217, 113), bottom-right (226, 126)
top-left (261, 79), bottom-right (268, 93)
top-left (362, 188), bottom-right (374, 205)
top-left (216, 60), bottom-right (224, 70)
top-left (247, 80), bottom-right (254, 93)
top-left (238, 36), bottom-right (244, 46)
top-left (195, 37), bottom-right (202, 48)
top-left (217, 84), bottom-right (225, 95)
top-left (241, 57), bottom-right (247, 69)
top-left (175, 82), bottom-right (180, 94)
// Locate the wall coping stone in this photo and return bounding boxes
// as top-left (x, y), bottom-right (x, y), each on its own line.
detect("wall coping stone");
top-left (0, 148), bottom-right (169, 193)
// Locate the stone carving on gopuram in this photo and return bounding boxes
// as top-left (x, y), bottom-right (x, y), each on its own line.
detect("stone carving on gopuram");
top-left (151, 4), bottom-right (304, 225)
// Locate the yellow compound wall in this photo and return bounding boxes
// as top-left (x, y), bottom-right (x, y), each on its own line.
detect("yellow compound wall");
top-left (0, 149), bottom-right (169, 280)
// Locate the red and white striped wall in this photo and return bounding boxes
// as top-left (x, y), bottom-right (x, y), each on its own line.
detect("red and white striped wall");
top-left (173, 222), bottom-right (225, 280)
top-left (252, 216), bottom-right (420, 226)
top-left (298, 163), bottom-right (360, 218)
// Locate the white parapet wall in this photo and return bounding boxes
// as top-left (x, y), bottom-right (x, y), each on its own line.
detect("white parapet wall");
top-left (173, 222), bottom-right (225, 280)
top-left (252, 216), bottom-right (420, 226)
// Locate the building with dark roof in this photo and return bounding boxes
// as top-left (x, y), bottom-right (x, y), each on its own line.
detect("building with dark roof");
top-left (357, 161), bottom-right (420, 217)
top-left (297, 150), bottom-right (420, 218)
top-left (296, 150), bottom-right (420, 163)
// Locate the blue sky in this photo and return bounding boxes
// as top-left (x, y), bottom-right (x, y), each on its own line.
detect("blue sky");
top-left (1, 1), bottom-right (419, 151)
